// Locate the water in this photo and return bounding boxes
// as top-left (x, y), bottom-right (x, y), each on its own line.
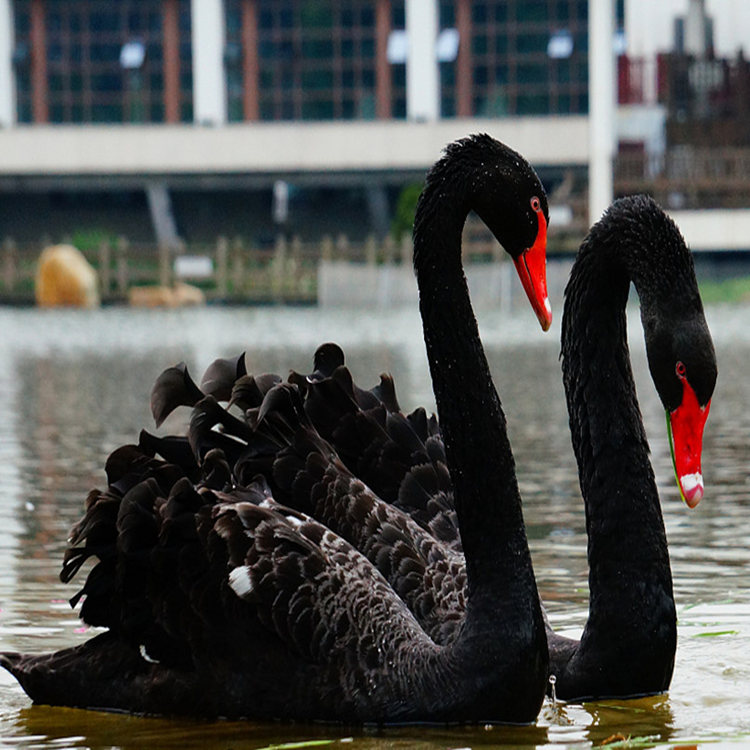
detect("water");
top-left (0, 302), bottom-right (748, 749)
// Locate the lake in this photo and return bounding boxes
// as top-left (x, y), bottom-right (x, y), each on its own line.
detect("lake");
top-left (0, 300), bottom-right (748, 749)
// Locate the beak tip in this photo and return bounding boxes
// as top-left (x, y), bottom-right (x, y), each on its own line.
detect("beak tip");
top-left (680, 472), bottom-right (704, 508)
top-left (538, 298), bottom-right (552, 331)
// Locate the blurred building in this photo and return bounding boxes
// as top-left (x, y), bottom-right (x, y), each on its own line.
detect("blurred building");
top-left (6, 0), bottom-right (605, 126)
top-left (0, 0), bottom-right (748, 249)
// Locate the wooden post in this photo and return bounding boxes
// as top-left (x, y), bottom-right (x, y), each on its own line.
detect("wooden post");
top-left (290, 235), bottom-right (302, 297)
top-left (272, 235), bottom-right (287, 300)
top-left (381, 234), bottom-right (395, 264)
top-left (116, 237), bottom-right (129, 297)
top-left (2, 238), bottom-right (17, 291)
top-left (232, 237), bottom-right (245, 297)
top-left (400, 234), bottom-right (412, 266)
top-left (215, 236), bottom-right (228, 298)
top-left (158, 242), bottom-right (172, 287)
top-left (98, 239), bottom-right (111, 299)
top-left (320, 234), bottom-right (333, 263)
top-left (365, 234), bottom-right (377, 266)
top-left (336, 233), bottom-right (349, 262)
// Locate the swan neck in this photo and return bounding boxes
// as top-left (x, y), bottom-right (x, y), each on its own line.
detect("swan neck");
top-left (414, 211), bottom-right (534, 598)
top-left (561, 235), bottom-right (673, 629)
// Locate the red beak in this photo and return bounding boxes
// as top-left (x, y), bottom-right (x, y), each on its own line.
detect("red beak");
top-left (667, 377), bottom-right (711, 508)
top-left (513, 211), bottom-right (552, 331)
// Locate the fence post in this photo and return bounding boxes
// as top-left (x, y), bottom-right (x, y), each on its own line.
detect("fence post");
top-left (336, 233), bottom-right (349, 262)
top-left (365, 234), bottom-right (377, 266)
top-left (98, 239), bottom-right (111, 299)
top-left (158, 243), bottom-right (172, 287)
top-left (381, 234), bottom-right (395, 264)
top-left (290, 235), bottom-right (302, 297)
top-left (400, 234), bottom-right (412, 266)
top-left (232, 237), bottom-right (245, 298)
top-left (3, 238), bottom-right (18, 292)
top-left (116, 236), bottom-right (129, 297)
top-left (272, 235), bottom-right (287, 301)
top-left (215, 236), bottom-right (228, 299)
top-left (320, 234), bottom-right (333, 263)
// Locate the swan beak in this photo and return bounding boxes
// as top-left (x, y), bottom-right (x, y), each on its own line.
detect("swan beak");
top-left (667, 379), bottom-right (711, 508)
top-left (513, 212), bottom-right (552, 331)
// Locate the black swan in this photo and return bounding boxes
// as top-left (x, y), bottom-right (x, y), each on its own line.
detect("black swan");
top-left (547, 194), bottom-right (717, 701)
top-left (1, 134), bottom-right (553, 723)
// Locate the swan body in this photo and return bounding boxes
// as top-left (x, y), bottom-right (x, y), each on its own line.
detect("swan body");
top-left (548, 194), bottom-right (717, 700)
top-left (1, 135), bottom-right (552, 724)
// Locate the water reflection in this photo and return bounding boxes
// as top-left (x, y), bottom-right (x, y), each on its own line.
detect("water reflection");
top-left (0, 303), bottom-right (748, 747)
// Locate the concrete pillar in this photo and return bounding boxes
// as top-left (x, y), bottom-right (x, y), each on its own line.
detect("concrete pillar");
top-left (375, 0), bottom-right (392, 119)
top-left (588, 0), bottom-right (616, 226)
top-left (455, 0), bottom-right (472, 117)
top-left (405, 0), bottom-right (439, 121)
top-left (146, 181), bottom-right (181, 249)
top-left (240, 0), bottom-right (259, 120)
top-left (0, 0), bottom-right (14, 127)
top-left (163, 0), bottom-right (181, 123)
top-left (30, 0), bottom-right (48, 123)
top-left (191, 0), bottom-right (227, 125)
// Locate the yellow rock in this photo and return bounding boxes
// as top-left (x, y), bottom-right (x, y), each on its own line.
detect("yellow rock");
top-left (128, 282), bottom-right (205, 308)
top-left (35, 244), bottom-right (100, 308)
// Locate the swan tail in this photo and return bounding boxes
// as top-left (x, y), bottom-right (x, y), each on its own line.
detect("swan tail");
top-left (0, 633), bottom-right (208, 714)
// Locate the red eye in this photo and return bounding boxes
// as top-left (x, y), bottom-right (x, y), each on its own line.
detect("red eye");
top-left (676, 361), bottom-right (686, 378)
top-left (530, 196), bottom-right (541, 212)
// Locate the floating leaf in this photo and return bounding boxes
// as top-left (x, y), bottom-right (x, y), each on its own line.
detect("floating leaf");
top-left (254, 741), bottom-right (335, 750)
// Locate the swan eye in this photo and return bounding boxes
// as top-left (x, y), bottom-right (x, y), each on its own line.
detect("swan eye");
top-left (676, 361), bottom-right (687, 378)
top-left (530, 196), bottom-right (541, 212)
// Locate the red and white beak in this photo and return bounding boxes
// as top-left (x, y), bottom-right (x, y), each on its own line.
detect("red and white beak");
top-left (667, 375), bottom-right (711, 508)
top-left (513, 210), bottom-right (552, 331)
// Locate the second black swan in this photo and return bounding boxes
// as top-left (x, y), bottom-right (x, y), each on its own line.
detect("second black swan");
top-left (547, 193), bottom-right (717, 700)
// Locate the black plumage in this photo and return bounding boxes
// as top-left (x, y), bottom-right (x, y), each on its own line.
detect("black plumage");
top-left (548, 194), bottom-right (717, 700)
top-left (1, 134), bottom-right (550, 723)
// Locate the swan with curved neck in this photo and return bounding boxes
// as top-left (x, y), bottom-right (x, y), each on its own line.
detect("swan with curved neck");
top-left (549, 194), bottom-right (717, 700)
top-left (1, 135), bottom-right (553, 723)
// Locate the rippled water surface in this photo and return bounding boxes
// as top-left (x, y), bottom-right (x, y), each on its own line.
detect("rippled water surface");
top-left (0, 302), bottom-right (748, 749)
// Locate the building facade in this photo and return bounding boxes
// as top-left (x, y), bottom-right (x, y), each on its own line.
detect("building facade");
top-left (3, 0), bottom-right (746, 248)
top-left (4, 0), bottom-right (618, 127)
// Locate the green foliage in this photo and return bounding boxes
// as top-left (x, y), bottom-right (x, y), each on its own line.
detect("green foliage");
top-left (699, 275), bottom-right (750, 304)
top-left (71, 228), bottom-right (118, 254)
top-left (391, 182), bottom-right (423, 241)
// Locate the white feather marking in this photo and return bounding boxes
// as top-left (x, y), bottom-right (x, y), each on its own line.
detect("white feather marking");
top-left (139, 644), bottom-right (160, 664)
top-left (229, 566), bottom-right (254, 598)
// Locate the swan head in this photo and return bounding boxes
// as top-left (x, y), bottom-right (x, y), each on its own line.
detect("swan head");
top-left (462, 136), bottom-right (552, 331)
top-left (647, 315), bottom-right (717, 509)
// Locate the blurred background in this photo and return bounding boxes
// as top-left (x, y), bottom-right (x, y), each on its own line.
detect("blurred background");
top-left (0, 0), bottom-right (748, 305)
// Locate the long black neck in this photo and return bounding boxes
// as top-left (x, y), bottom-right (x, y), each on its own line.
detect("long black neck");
top-left (413, 180), bottom-right (539, 628)
top-left (559, 208), bottom-right (676, 691)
